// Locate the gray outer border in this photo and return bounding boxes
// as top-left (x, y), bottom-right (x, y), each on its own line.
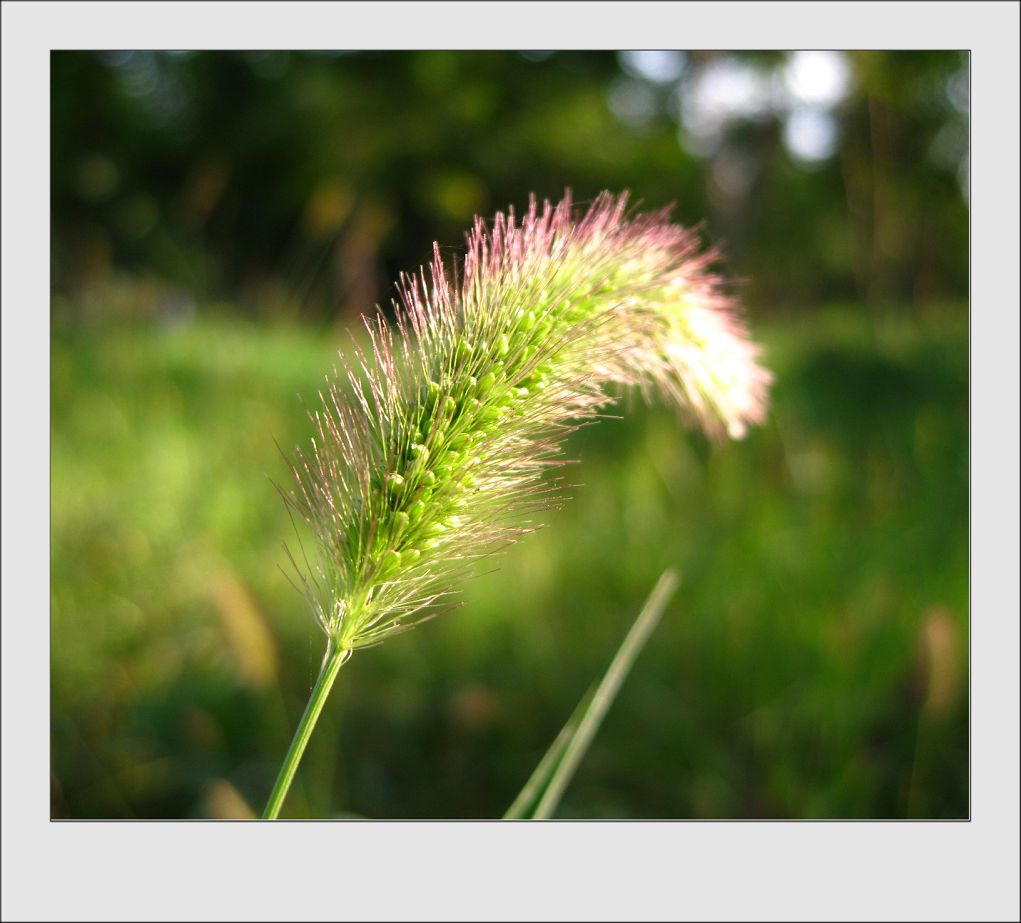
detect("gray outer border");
top-left (3, 2), bottom-right (1019, 921)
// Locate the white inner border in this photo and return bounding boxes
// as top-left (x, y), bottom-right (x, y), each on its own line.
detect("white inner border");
top-left (3, 3), bottom-right (1019, 921)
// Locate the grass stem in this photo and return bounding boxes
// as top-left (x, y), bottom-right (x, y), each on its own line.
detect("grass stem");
top-left (262, 642), bottom-right (350, 820)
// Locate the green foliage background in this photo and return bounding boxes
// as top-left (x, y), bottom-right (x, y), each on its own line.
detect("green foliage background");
top-left (50, 51), bottom-right (968, 819)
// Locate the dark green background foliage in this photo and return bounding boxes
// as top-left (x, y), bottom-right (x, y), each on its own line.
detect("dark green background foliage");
top-left (51, 51), bottom-right (968, 819)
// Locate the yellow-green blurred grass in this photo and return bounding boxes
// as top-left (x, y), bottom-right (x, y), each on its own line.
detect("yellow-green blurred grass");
top-left (50, 304), bottom-right (968, 819)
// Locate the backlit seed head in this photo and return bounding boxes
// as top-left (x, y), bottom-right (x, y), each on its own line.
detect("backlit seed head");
top-left (282, 191), bottom-right (770, 648)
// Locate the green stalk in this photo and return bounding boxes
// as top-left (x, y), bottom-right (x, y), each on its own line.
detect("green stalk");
top-left (530, 569), bottom-right (679, 819)
top-left (262, 642), bottom-right (351, 820)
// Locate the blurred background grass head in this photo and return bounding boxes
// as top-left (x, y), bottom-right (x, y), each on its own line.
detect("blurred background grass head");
top-left (51, 50), bottom-right (968, 819)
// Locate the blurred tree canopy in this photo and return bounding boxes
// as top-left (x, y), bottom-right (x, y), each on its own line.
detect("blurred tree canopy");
top-left (51, 50), bottom-right (968, 319)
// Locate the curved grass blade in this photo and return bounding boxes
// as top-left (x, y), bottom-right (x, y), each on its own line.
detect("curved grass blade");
top-left (504, 568), bottom-right (680, 820)
top-left (503, 685), bottom-right (595, 820)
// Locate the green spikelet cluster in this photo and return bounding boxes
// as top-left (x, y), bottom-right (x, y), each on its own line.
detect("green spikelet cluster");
top-left (281, 192), bottom-right (770, 650)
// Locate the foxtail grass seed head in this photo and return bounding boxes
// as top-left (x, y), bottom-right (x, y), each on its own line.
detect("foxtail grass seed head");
top-left (281, 192), bottom-right (771, 650)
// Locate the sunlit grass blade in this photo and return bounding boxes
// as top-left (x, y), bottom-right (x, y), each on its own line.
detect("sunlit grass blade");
top-left (504, 568), bottom-right (680, 820)
top-left (503, 685), bottom-right (595, 820)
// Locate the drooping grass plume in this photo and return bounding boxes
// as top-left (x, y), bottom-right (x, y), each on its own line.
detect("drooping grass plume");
top-left (283, 191), bottom-right (770, 651)
top-left (264, 191), bottom-right (770, 818)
